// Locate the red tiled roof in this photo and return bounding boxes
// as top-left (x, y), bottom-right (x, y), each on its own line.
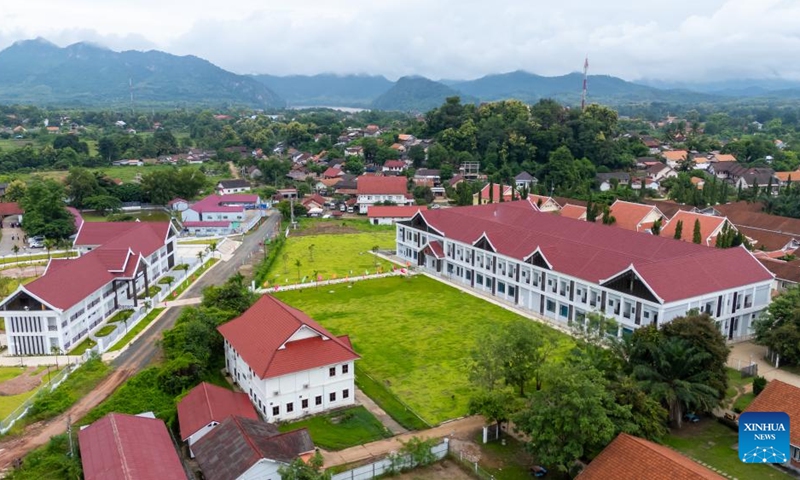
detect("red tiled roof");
top-left (66, 206), bottom-right (84, 230)
top-left (608, 200), bottom-right (663, 232)
top-left (167, 197), bottom-right (188, 205)
top-left (745, 380), bottom-right (800, 447)
top-left (190, 194), bottom-right (259, 213)
top-left (527, 195), bottom-right (558, 209)
top-left (357, 176), bottom-right (408, 195)
top-left (478, 184), bottom-right (513, 202)
top-left (302, 194), bottom-right (326, 207)
top-left (758, 258), bottom-right (800, 283)
top-left (559, 204), bottom-right (587, 220)
top-left (0, 202), bottom-right (23, 216)
top-left (184, 221), bottom-right (230, 228)
top-left (367, 205), bottom-right (422, 219)
top-left (715, 202), bottom-right (800, 237)
top-left (577, 433), bottom-right (724, 479)
top-left (661, 211), bottom-right (728, 246)
top-left (662, 150), bottom-right (688, 162)
top-left (79, 413), bottom-right (185, 480)
top-left (423, 240), bottom-right (445, 259)
top-left (323, 167), bottom-right (343, 178)
top-left (218, 295), bottom-right (360, 379)
top-left (178, 382), bottom-right (258, 441)
top-left (193, 416), bottom-right (314, 479)
top-left (383, 160), bottom-right (405, 168)
top-left (416, 202), bottom-right (773, 303)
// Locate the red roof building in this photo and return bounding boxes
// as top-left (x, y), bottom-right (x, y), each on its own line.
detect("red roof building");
top-left (559, 204), bottom-right (588, 220)
top-left (219, 295), bottom-right (360, 422)
top-left (744, 380), bottom-right (800, 468)
top-left (323, 167), bottom-right (344, 179)
top-left (661, 211), bottom-right (733, 247)
top-left (79, 413), bottom-right (186, 480)
top-left (178, 382), bottom-right (259, 456)
top-left (356, 176), bottom-right (411, 214)
top-left (382, 160), bottom-right (406, 171)
top-left (475, 184), bottom-right (514, 204)
top-left (367, 205), bottom-right (423, 225)
top-left (577, 433), bottom-right (724, 479)
top-left (193, 416), bottom-right (314, 480)
top-left (607, 200), bottom-right (665, 233)
top-left (396, 201), bottom-right (773, 340)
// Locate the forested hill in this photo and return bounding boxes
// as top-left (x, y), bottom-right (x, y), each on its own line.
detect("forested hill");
top-left (0, 39), bottom-right (286, 109)
top-left (253, 74), bottom-right (393, 107)
top-left (370, 76), bottom-right (478, 112)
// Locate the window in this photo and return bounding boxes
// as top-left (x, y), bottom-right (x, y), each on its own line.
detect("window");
top-left (343, 389), bottom-right (350, 399)
top-left (272, 406), bottom-right (279, 416)
top-left (477, 274), bottom-right (484, 285)
top-left (329, 367), bottom-right (336, 377)
top-left (315, 395), bottom-right (322, 406)
top-left (342, 364), bottom-right (349, 374)
top-left (497, 282), bottom-right (506, 294)
top-left (546, 300), bottom-right (556, 313)
top-left (330, 392), bottom-right (336, 402)
top-left (302, 399), bottom-right (309, 409)
top-left (560, 305), bottom-right (569, 318)
top-left (508, 285), bottom-right (516, 297)
top-left (286, 402), bottom-right (294, 413)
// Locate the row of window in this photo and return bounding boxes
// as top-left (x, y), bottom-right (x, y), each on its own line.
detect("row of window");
top-left (257, 389), bottom-right (351, 417)
top-left (330, 364), bottom-right (349, 376)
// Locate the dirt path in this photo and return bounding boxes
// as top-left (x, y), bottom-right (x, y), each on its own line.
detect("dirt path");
top-left (0, 367), bottom-right (133, 469)
top-left (0, 367), bottom-right (56, 396)
top-left (227, 161), bottom-right (240, 179)
top-left (0, 266), bottom-right (41, 279)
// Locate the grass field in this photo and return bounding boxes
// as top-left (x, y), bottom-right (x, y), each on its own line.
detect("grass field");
top-left (68, 338), bottom-right (97, 356)
top-left (1, 164), bottom-right (228, 186)
top-left (108, 308), bottom-right (165, 352)
top-left (664, 420), bottom-right (792, 479)
top-left (0, 366), bottom-right (26, 384)
top-left (275, 276), bottom-right (572, 425)
top-left (264, 231), bottom-right (396, 286)
top-left (277, 406), bottom-right (391, 450)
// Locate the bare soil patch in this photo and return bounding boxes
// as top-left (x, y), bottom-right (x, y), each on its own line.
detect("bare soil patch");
top-left (393, 460), bottom-right (474, 480)
top-left (0, 367), bottom-right (56, 396)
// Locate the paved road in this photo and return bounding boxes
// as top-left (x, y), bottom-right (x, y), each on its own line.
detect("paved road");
top-left (0, 213), bottom-right (281, 470)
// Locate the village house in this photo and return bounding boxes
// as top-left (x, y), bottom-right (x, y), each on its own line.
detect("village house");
top-left (744, 380), bottom-right (800, 471)
top-left (177, 382), bottom-right (259, 457)
top-left (216, 179), bottom-right (252, 195)
top-left (527, 195), bottom-right (561, 213)
top-left (382, 160), bottom-right (407, 174)
top-left (302, 194), bottom-right (326, 217)
top-left (193, 416), bottom-right (314, 480)
top-left (368, 205), bottom-right (423, 225)
top-left (713, 152), bottom-right (737, 163)
top-left (709, 162), bottom-right (749, 184)
top-left (344, 146), bottom-right (364, 157)
top-left (356, 176), bottom-right (412, 214)
top-left (558, 204), bottom-right (588, 221)
top-left (397, 201), bottom-right (773, 341)
top-left (577, 433), bottom-right (724, 479)
top-left (181, 193), bottom-right (262, 236)
top-left (596, 172), bottom-right (630, 191)
top-left (775, 170), bottom-right (800, 187)
top-left (79, 413), bottom-right (186, 480)
top-left (736, 168), bottom-right (779, 194)
top-left (0, 222), bottom-right (177, 355)
top-left (662, 150), bottom-right (689, 168)
top-left (606, 200), bottom-right (665, 233)
top-left (323, 166), bottom-right (344, 179)
top-left (514, 172), bottom-right (537, 190)
top-left (474, 184), bottom-right (514, 204)
top-left (660, 210), bottom-right (736, 247)
top-left (645, 162), bottom-right (677, 182)
top-left (218, 295), bottom-right (360, 422)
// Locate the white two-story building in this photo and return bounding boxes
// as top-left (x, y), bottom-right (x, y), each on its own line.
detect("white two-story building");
top-left (219, 295), bottom-right (360, 422)
top-left (181, 193), bottom-right (261, 236)
top-left (0, 222), bottom-right (177, 355)
top-left (397, 200), bottom-right (774, 341)
top-left (356, 175), bottom-right (412, 214)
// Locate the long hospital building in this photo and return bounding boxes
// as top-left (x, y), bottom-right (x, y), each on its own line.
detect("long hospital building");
top-left (397, 200), bottom-right (774, 340)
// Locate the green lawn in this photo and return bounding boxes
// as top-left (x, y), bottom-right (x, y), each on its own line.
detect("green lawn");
top-left (0, 251), bottom-right (77, 266)
top-left (275, 276), bottom-right (572, 425)
top-left (107, 310), bottom-right (133, 323)
top-left (733, 392), bottom-right (757, 413)
top-left (82, 210), bottom-right (172, 223)
top-left (0, 366), bottom-right (27, 384)
top-left (108, 308), bottom-right (165, 352)
top-left (0, 389), bottom-right (39, 420)
top-left (265, 231), bottom-right (396, 286)
top-left (94, 325), bottom-right (117, 338)
top-left (277, 406), bottom-right (391, 450)
top-left (168, 258), bottom-right (217, 299)
top-left (664, 420), bottom-right (792, 479)
top-left (68, 338), bottom-right (97, 356)
top-left (355, 364), bottom-right (429, 431)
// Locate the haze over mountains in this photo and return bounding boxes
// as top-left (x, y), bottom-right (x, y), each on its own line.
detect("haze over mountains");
top-left (3, 39), bottom-right (800, 111)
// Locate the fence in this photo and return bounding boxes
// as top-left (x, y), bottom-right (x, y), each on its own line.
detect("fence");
top-left (450, 448), bottom-right (501, 480)
top-left (0, 360), bottom-right (80, 434)
top-left (255, 269), bottom-right (414, 294)
top-left (331, 439), bottom-right (449, 480)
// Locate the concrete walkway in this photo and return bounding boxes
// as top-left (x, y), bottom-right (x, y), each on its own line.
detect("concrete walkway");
top-left (729, 341), bottom-right (800, 388)
top-left (159, 297), bottom-right (201, 308)
top-left (356, 388), bottom-right (407, 436)
top-left (322, 415), bottom-right (485, 468)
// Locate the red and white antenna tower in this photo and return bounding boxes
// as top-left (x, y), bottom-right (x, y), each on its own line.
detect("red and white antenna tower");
top-left (581, 55), bottom-right (589, 111)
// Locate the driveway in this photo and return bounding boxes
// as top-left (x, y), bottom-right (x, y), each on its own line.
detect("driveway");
top-left (729, 341), bottom-right (800, 388)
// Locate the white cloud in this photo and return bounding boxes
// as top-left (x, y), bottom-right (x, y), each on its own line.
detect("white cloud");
top-left (1, 0), bottom-right (799, 81)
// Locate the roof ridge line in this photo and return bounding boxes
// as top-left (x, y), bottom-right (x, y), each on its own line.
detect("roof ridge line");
top-left (234, 416), bottom-right (264, 458)
top-left (109, 414), bottom-right (134, 480)
top-left (203, 382), bottom-right (215, 424)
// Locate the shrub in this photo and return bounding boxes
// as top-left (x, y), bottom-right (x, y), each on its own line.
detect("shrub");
top-left (255, 234), bottom-right (285, 285)
top-left (108, 310), bottom-right (133, 323)
top-left (26, 356), bottom-right (110, 422)
top-left (173, 263), bottom-right (189, 271)
top-left (157, 276), bottom-right (175, 285)
top-left (753, 375), bottom-right (767, 396)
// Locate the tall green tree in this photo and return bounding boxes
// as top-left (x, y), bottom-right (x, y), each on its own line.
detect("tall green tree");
top-left (673, 220), bottom-right (683, 240)
top-left (692, 219), bottom-right (702, 244)
top-left (754, 286), bottom-right (800, 365)
top-left (19, 179), bottom-right (76, 239)
top-left (65, 167), bottom-right (101, 209)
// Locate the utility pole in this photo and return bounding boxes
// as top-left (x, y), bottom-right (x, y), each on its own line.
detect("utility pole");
top-left (581, 55), bottom-right (589, 112)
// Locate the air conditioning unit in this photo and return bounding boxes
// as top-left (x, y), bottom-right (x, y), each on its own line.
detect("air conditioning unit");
top-left (303, 384), bottom-right (309, 389)
top-left (273, 391), bottom-right (280, 396)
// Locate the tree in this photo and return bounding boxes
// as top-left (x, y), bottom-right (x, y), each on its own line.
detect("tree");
top-left (413, 185), bottom-right (434, 204)
top-left (454, 181), bottom-right (473, 206)
top-left (84, 195), bottom-right (122, 215)
top-left (278, 452), bottom-right (330, 480)
top-left (140, 170), bottom-right (176, 205)
top-left (208, 241), bottom-right (218, 259)
top-left (201, 273), bottom-right (256, 315)
top-left (692, 219), bottom-right (702, 244)
top-left (19, 179), bottom-right (76, 239)
top-left (514, 363), bottom-right (631, 473)
top-left (295, 259), bottom-right (302, 282)
top-left (754, 285), bottom-right (800, 365)
top-left (601, 206), bottom-right (616, 225)
top-left (651, 218), bottom-right (662, 236)
top-left (43, 238), bottom-right (55, 260)
top-left (4, 179), bottom-right (27, 202)
top-left (409, 144), bottom-right (426, 168)
top-left (65, 167), bottom-right (100, 208)
top-left (468, 389), bottom-right (518, 433)
top-left (308, 244), bottom-right (315, 262)
top-left (673, 220), bottom-right (683, 240)
top-left (630, 336), bottom-right (719, 428)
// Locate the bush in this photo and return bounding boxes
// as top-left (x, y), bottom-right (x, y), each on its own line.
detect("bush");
top-left (82, 367), bottom-right (176, 426)
top-left (753, 375), bottom-right (767, 396)
top-left (173, 263), bottom-right (189, 271)
top-left (157, 276), bottom-right (175, 285)
top-left (255, 234), bottom-right (285, 286)
top-left (108, 310), bottom-right (133, 323)
top-left (26, 356), bottom-right (111, 422)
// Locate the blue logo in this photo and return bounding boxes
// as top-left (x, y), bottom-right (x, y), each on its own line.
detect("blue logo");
top-left (739, 411), bottom-right (790, 463)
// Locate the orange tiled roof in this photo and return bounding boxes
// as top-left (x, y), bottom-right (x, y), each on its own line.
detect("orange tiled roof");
top-left (745, 380), bottom-right (800, 447)
top-left (662, 150), bottom-right (688, 162)
top-left (661, 211), bottom-right (728, 246)
top-left (559, 204), bottom-right (587, 220)
top-left (608, 200), bottom-right (662, 232)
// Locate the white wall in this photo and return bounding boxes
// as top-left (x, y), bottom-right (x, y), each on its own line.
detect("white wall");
top-left (238, 459), bottom-right (282, 480)
top-left (187, 421), bottom-right (219, 458)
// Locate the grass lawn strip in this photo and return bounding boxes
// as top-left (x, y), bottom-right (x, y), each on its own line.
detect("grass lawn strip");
top-left (277, 406), bottom-right (391, 450)
top-left (733, 392), bottom-right (757, 413)
top-left (68, 338), bottom-right (96, 356)
top-left (265, 231), bottom-right (396, 286)
top-left (664, 420), bottom-right (792, 479)
top-left (0, 366), bottom-right (27, 384)
top-left (94, 325), bottom-right (117, 338)
top-left (107, 310), bottom-right (133, 324)
top-left (276, 276), bottom-right (572, 425)
top-left (107, 308), bottom-right (165, 352)
top-left (169, 258), bottom-right (218, 299)
top-left (355, 364), bottom-right (429, 431)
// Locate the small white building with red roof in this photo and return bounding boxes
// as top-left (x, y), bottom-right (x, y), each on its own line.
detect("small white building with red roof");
top-left (0, 221), bottom-right (177, 355)
top-left (368, 205), bottom-right (423, 225)
top-left (181, 193), bottom-right (262, 236)
top-left (177, 381), bottom-right (259, 457)
top-left (356, 176), bottom-right (411, 214)
top-left (218, 295), bottom-right (360, 422)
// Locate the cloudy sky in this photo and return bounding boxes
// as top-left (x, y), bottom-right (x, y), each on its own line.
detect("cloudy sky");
top-left (1, 0), bottom-right (799, 81)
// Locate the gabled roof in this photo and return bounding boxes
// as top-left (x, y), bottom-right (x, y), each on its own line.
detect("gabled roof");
top-left (423, 240), bottom-right (445, 259)
top-left (608, 200), bottom-right (663, 232)
top-left (577, 433), bottom-right (724, 479)
top-left (662, 150), bottom-right (688, 162)
top-left (217, 179), bottom-right (251, 189)
top-left (79, 413), bottom-right (185, 480)
top-left (177, 382), bottom-right (258, 441)
top-left (413, 201), bottom-right (772, 303)
top-left (357, 175), bottom-right (408, 195)
top-left (323, 167), bottom-right (344, 178)
top-left (189, 194), bottom-right (258, 213)
top-left (559, 204), bottom-right (587, 220)
top-left (302, 194), bottom-right (326, 207)
top-left (383, 160), bottom-right (405, 169)
top-left (714, 153), bottom-right (737, 162)
top-left (217, 295), bottom-right (360, 379)
top-left (478, 183), bottom-right (513, 200)
top-left (367, 205), bottom-right (422, 219)
top-left (661, 211), bottom-right (728, 246)
top-left (75, 222), bottom-right (171, 256)
top-left (193, 416), bottom-right (314, 480)
top-left (0, 202), bottom-right (23, 216)
top-left (745, 380), bottom-right (800, 446)
top-left (415, 168), bottom-right (441, 177)
top-left (515, 171), bottom-right (535, 181)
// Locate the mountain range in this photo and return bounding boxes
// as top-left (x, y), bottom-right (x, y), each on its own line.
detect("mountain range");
top-left (4, 38), bottom-right (800, 111)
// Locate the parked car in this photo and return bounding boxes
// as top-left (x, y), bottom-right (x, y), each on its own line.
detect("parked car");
top-left (684, 412), bottom-right (700, 423)
top-left (339, 204), bottom-right (346, 212)
top-left (530, 465), bottom-right (548, 477)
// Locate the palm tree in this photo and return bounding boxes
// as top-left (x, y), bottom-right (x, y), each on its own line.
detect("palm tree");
top-left (44, 239), bottom-right (56, 260)
top-left (11, 245), bottom-right (19, 265)
top-left (208, 241), bottom-right (218, 259)
top-left (197, 250), bottom-right (205, 267)
top-left (294, 259), bottom-right (302, 282)
top-left (632, 337), bottom-right (719, 429)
